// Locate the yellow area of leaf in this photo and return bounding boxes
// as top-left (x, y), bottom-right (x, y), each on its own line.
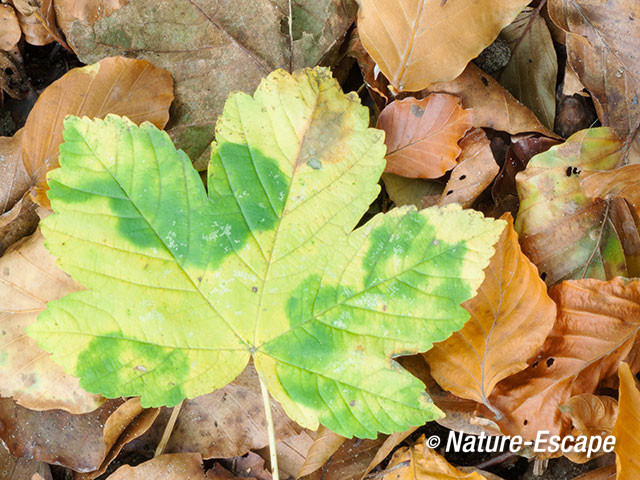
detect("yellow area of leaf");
top-left (0, 4), bottom-right (21, 51)
top-left (614, 363), bottom-right (640, 480)
top-left (425, 214), bottom-right (555, 415)
top-left (561, 393), bottom-right (618, 463)
top-left (377, 94), bottom-right (473, 178)
top-left (0, 229), bottom-right (103, 413)
top-left (20, 56), bottom-right (173, 208)
top-left (438, 128), bottom-right (499, 208)
top-left (106, 453), bottom-right (205, 480)
top-left (380, 435), bottom-right (489, 479)
top-left (423, 64), bottom-right (557, 138)
top-left (382, 173), bottom-right (443, 209)
top-left (357, 0), bottom-right (529, 92)
top-left (489, 278), bottom-right (640, 442)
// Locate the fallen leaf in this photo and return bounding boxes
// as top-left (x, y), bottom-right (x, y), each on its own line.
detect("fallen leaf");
top-left (20, 56), bottom-right (173, 208)
top-left (163, 364), bottom-right (300, 459)
top-left (573, 465), bottom-right (617, 480)
top-left (206, 464), bottom-right (250, 480)
top-left (60, 0), bottom-right (357, 164)
top-left (53, 0), bottom-right (128, 32)
top-left (0, 443), bottom-right (52, 480)
top-left (492, 135), bottom-right (560, 216)
top-left (378, 434), bottom-right (489, 479)
top-left (382, 173), bottom-right (443, 209)
top-left (489, 278), bottom-right (640, 441)
top-left (107, 453), bottom-right (205, 480)
top-left (613, 363), bottom-right (640, 480)
top-left (0, 49), bottom-right (30, 99)
top-left (0, 229), bottom-right (103, 412)
top-left (560, 393), bottom-right (618, 463)
top-left (438, 128), bottom-right (499, 208)
top-left (28, 68), bottom-right (504, 438)
top-left (264, 430), bottom-right (314, 479)
top-left (515, 127), bottom-right (640, 285)
top-left (296, 426), bottom-right (345, 478)
top-left (377, 94), bottom-right (473, 178)
top-left (549, 0), bottom-right (640, 161)
top-left (0, 131), bottom-right (28, 215)
top-left (357, 0), bottom-right (529, 92)
top-left (13, 0), bottom-right (56, 46)
top-left (423, 64), bottom-right (557, 138)
top-left (425, 214), bottom-right (556, 415)
top-left (361, 429), bottom-right (417, 479)
top-left (0, 5), bottom-right (21, 51)
top-left (581, 164), bottom-right (640, 214)
top-left (499, 7), bottom-right (558, 130)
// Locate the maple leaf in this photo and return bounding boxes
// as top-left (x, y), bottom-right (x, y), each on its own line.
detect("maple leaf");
top-left (28, 67), bottom-right (504, 439)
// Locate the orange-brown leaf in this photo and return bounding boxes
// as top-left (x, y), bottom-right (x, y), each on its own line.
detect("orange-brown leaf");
top-left (357, 0), bottom-right (529, 92)
top-left (0, 4), bottom-right (21, 51)
top-left (21, 56), bottom-right (173, 208)
top-left (582, 165), bottom-right (640, 214)
top-left (107, 453), bottom-right (205, 480)
top-left (489, 278), bottom-right (640, 441)
top-left (54, 0), bottom-right (128, 32)
top-left (614, 363), bottom-right (640, 480)
top-left (425, 214), bottom-right (555, 414)
top-left (438, 129), bottom-right (499, 208)
top-left (377, 94), bottom-right (472, 178)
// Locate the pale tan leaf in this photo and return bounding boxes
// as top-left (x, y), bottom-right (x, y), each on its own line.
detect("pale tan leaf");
top-left (614, 363), bottom-right (640, 480)
top-left (0, 4), bottom-right (21, 51)
top-left (107, 453), bottom-right (205, 480)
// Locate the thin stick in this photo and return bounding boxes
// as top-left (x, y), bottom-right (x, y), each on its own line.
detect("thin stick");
top-left (259, 373), bottom-right (280, 480)
top-left (154, 400), bottom-right (184, 457)
top-left (32, 10), bottom-right (72, 53)
top-left (288, 0), bottom-right (294, 72)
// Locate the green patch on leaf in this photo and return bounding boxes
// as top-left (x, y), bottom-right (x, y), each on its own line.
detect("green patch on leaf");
top-left (29, 67), bottom-right (504, 439)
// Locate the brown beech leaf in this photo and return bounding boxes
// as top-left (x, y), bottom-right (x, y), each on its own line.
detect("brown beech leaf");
top-left (296, 426), bottom-right (345, 478)
top-left (0, 443), bottom-right (52, 480)
top-left (376, 94), bottom-right (473, 178)
top-left (438, 128), bottom-right (499, 208)
top-left (581, 165), bottom-right (640, 214)
top-left (422, 64), bottom-right (557, 138)
top-left (54, 0), bottom-right (128, 32)
top-left (488, 278), bottom-right (640, 442)
top-left (0, 5), bottom-right (21, 51)
top-left (60, 0), bottom-right (357, 165)
top-left (262, 430), bottom-right (314, 479)
top-left (560, 393), bottom-right (618, 463)
top-left (515, 128), bottom-right (640, 285)
top-left (106, 453), bottom-right (205, 480)
top-left (549, 0), bottom-right (640, 160)
top-left (425, 214), bottom-right (555, 415)
top-left (573, 465), bottom-right (617, 480)
top-left (0, 130), bottom-right (28, 215)
top-left (499, 7), bottom-right (558, 130)
top-left (21, 56), bottom-right (173, 208)
top-left (492, 135), bottom-right (560, 217)
top-left (378, 435), bottom-right (490, 479)
top-left (356, 0), bottom-right (529, 92)
top-left (0, 229), bottom-right (103, 412)
top-left (13, 0), bottom-right (56, 46)
top-left (613, 363), bottom-right (640, 480)
top-left (161, 364), bottom-right (299, 460)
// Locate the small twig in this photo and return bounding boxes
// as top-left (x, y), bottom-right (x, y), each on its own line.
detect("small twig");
top-left (474, 451), bottom-right (515, 470)
top-left (259, 373), bottom-right (280, 480)
top-left (32, 10), bottom-right (73, 53)
top-left (154, 400), bottom-right (184, 457)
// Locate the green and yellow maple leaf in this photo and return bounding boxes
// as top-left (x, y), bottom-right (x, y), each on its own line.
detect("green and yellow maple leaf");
top-left (28, 68), bottom-right (504, 438)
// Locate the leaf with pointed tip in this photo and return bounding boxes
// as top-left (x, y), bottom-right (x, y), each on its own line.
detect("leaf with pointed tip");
top-left (28, 67), bottom-right (504, 439)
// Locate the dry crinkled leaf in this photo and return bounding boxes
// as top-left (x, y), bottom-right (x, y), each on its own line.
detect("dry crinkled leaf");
top-left (613, 363), bottom-right (640, 480)
top-left (423, 64), bottom-right (557, 138)
top-left (581, 165), bottom-right (640, 214)
top-left (573, 465), bottom-right (617, 480)
top-left (0, 131), bottom-right (28, 215)
top-left (0, 229), bottom-right (103, 412)
top-left (0, 4), bottom-right (21, 51)
top-left (297, 426), bottom-right (345, 478)
top-left (382, 173), bottom-right (443, 209)
top-left (54, 0), bottom-right (128, 32)
top-left (0, 443), bottom-right (52, 480)
top-left (438, 128), bottom-right (499, 208)
top-left (357, 0), bottom-right (529, 92)
top-left (379, 435), bottom-right (489, 479)
top-left (21, 56), bottom-right (173, 208)
top-left (425, 214), bottom-right (555, 415)
top-left (163, 364), bottom-right (299, 459)
top-left (13, 0), bottom-right (56, 46)
top-left (489, 278), bottom-right (640, 442)
top-left (263, 430), bottom-right (314, 480)
top-left (377, 94), bottom-right (473, 179)
top-left (60, 0), bottom-right (357, 164)
top-left (106, 453), bottom-right (205, 480)
top-left (549, 0), bottom-right (640, 161)
top-left (515, 127), bottom-right (640, 285)
top-left (560, 393), bottom-right (618, 463)
top-left (499, 7), bottom-right (558, 130)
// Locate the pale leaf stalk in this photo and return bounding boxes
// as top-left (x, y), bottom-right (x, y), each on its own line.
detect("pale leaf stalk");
top-left (154, 400), bottom-right (184, 457)
top-left (259, 372), bottom-right (280, 480)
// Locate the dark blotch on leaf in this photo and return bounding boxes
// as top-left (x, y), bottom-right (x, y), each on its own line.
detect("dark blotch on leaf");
top-left (410, 104), bottom-right (425, 117)
top-left (546, 357), bottom-right (555, 367)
